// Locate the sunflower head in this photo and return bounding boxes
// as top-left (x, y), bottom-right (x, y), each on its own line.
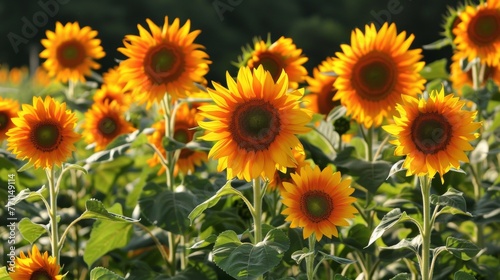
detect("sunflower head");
top-left (441, 2), bottom-right (468, 47)
top-left (332, 22), bottom-right (426, 128)
top-left (198, 65), bottom-right (312, 181)
top-left (450, 51), bottom-right (500, 95)
top-left (268, 144), bottom-right (308, 192)
top-left (0, 97), bottom-right (19, 141)
top-left (93, 83), bottom-right (132, 109)
top-left (118, 16), bottom-right (211, 106)
top-left (9, 245), bottom-right (63, 280)
top-left (237, 35), bottom-right (308, 89)
top-left (6, 96), bottom-right (80, 169)
top-left (281, 165), bottom-right (357, 241)
top-left (40, 22), bottom-right (105, 83)
top-left (304, 57), bottom-right (340, 117)
top-left (383, 87), bottom-right (482, 182)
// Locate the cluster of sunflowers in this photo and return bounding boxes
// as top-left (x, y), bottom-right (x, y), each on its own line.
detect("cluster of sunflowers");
top-left (1, 0), bottom-right (499, 279)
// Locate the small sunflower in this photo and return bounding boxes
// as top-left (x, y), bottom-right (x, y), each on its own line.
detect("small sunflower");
top-left (40, 22), bottom-right (105, 83)
top-left (239, 36), bottom-right (308, 89)
top-left (9, 245), bottom-right (63, 280)
top-left (118, 16), bottom-right (210, 106)
top-left (332, 22), bottom-right (426, 128)
top-left (281, 165), bottom-right (357, 241)
top-left (0, 97), bottom-right (19, 141)
top-left (82, 101), bottom-right (135, 151)
top-left (6, 96), bottom-right (80, 169)
top-left (441, 3), bottom-right (467, 48)
top-left (102, 66), bottom-right (127, 90)
top-left (450, 51), bottom-right (500, 95)
top-left (304, 57), bottom-right (340, 116)
top-left (93, 83), bottom-right (131, 109)
top-left (268, 144), bottom-right (308, 192)
top-left (198, 66), bottom-right (312, 181)
top-left (383, 87), bottom-right (481, 182)
top-left (453, 0), bottom-right (500, 66)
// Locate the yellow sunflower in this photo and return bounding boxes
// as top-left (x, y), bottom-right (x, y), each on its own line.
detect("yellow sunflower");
top-left (450, 51), bottom-right (500, 95)
top-left (6, 96), bottom-right (80, 169)
top-left (268, 144), bottom-right (309, 192)
top-left (9, 245), bottom-right (63, 280)
top-left (383, 87), bottom-right (481, 182)
top-left (240, 36), bottom-right (308, 89)
top-left (0, 97), bottom-right (19, 141)
top-left (304, 57), bottom-right (340, 116)
top-left (40, 22), bottom-right (105, 83)
top-left (93, 83), bottom-right (131, 109)
top-left (198, 66), bottom-right (312, 181)
top-left (82, 101), bottom-right (135, 151)
top-left (281, 165), bottom-right (357, 241)
top-left (453, 0), bottom-right (500, 66)
top-left (332, 22), bottom-right (426, 128)
top-left (118, 16), bottom-right (210, 106)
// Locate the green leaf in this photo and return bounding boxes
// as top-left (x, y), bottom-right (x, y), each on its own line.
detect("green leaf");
top-left (213, 229), bottom-right (290, 280)
top-left (381, 235), bottom-right (422, 255)
top-left (18, 218), bottom-right (47, 244)
top-left (89, 267), bottom-right (125, 280)
top-left (140, 183), bottom-right (198, 234)
top-left (334, 275), bottom-right (352, 280)
top-left (422, 38), bottom-right (452, 50)
top-left (343, 224), bottom-right (373, 252)
top-left (430, 188), bottom-right (468, 214)
top-left (291, 248), bottom-right (314, 264)
top-left (190, 234), bottom-right (218, 249)
top-left (366, 208), bottom-right (408, 248)
top-left (6, 187), bottom-right (45, 206)
top-left (189, 180), bottom-right (246, 224)
top-left (84, 204), bottom-right (134, 267)
top-left (17, 162), bottom-right (34, 172)
top-left (445, 236), bottom-right (480, 261)
top-left (162, 136), bottom-right (186, 151)
top-left (0, 266), bottom-right (12, 280)
top-left (420, 59), bottom-right (449, 80)
top-left (318, 251), bottom-right (356, 264)
top-left (80, 199), bottom-right (139, 222)
top-left (454, 271), bottom-right (477, 280)
top-left (469, 139), bottom-right (488, 164)
top-left (389, 273), bottom-right (410, 280)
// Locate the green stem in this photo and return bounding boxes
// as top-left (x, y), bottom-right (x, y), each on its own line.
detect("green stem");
top-left (47, 167), bottom-right (60, 265)
top-left (135, 222), bottom-right (170, 265)
top-left (167, 231), bottom-right (176, 275)
top-left (306, 234), bottom-right (316, 280)
top-left (470, 164), bottom-right (484, 248)
top-left (252, 177), bottom-right (264, 280)
top-left (419, 176), bottom-right (432, 280)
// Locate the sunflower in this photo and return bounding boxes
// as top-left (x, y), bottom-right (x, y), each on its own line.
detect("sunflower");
top-left (281, 165), bottom-right (357, 241)
top-left (9, 245), bottom-right (63, 280)
top-left (239, 36), bottom-right (308, 89)
top-left (332, 22), bottom-right (426, 128)
top-left (304, 57), bottom-right (340, 116)
top-left (40, 22), bottom-right (105, 83)
top-left (0, 65), bottom-right (29, 86)
top-left (383, 87), bottom-right (481, 182)
top-left (147, 103), bottom-right (207, 176)
top-left (268, 144), bottom-right (309, 192)
top-left (118, 16), bottom-right (210, 106)
top-left (93, 83), bottom-right (131, 109)
top-left (0, 97), bottom-right (19, 141)
top-left (82, 101), bottom-right (135, 151)
top-left (453, 0), bottom-right (500, 66)
top-left (6, 96), bottom-right (80, 169)
top-left (198, 66), bottom-right (312, 181)
top-left (450, 51), bottom-right (500, 95)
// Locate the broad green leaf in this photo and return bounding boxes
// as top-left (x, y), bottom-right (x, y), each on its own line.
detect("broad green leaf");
top-left (343, 224), bottom-right (374, 252)
top-left (420, 59), bottom-right (449, 80)
top-left (454, 271), bottom-right (476, 280)
top-left (130, 132), bottom-right (149, 148)
top-left (0, 266), bottom-right (12, 280)
top-left (386, 159), bottom-right (406, 179)
top-left (430, 188), bottom-right (468, 214)
top-left (189, 180), bottom-right (245, 224)
top-left (84, 143), bottom-right (131, 166)
top-left (90, 267), bottom-right (125, 280)
top-left (291, 248), bottom-right (313, 264)
top-left (18, 218), bottom-right (47, 244)
top-left (318, 251), bottom-right (356, 264)
top-left (6, 187), bottom-right (45, 206)
top-left (140, 184), bottom-right (198, 234)
top-left (213, 229), bottom-right (290, 280)
top-left (162, 136), bottom-right (186, 151)
top-left (445, 236), bottom-right (480, 261)
top-left (390, 273), bottom-right (410, 280)
top-left (190, 234), bottom-right (218, 249)
top-left (84, 215), bottom-right (134, 267)
top-left (366, 208), bottom-right (408, 248)
top-left (80, 199), bottom-right (139, 222)
top-left (381, 235), bottom-right (422, 255)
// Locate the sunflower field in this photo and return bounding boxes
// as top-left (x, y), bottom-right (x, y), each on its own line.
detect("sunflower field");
top-left (1, 1), bottom-right (500, 280)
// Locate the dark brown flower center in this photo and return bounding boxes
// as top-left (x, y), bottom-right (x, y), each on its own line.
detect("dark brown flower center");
top-left (56, 40), bottom-right (86, 68)
top-left (468, 9), bottom-right (500, 45)
top-left (411, 112), bottom-right (452, 154)
top-left (230, 99), bottom-right (281, 152)
top-left (175, 122), bottom-right (195, 159)
top-left (255, 53), bottom-right (283, 81)
top-left (300, 190), bottom-right (334, 223)
top-left (318, 80), bottom-right (340, 115)
top-left (0, 112), bottom-right (9, 131)
top-left (31, 122), bottom-right (62, 152)
top-left (144, 44), bottom-right (184, 84)
top-left (352, 51), bottom-right (397, 101)
top-left (98, 117), bottom-right (118, 138)
top-left (30, 269), bottom-right (52, 280)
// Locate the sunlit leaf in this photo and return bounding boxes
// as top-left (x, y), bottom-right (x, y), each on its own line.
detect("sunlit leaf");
top-left (80, 199), bottom-right (139, 222)
top-left (469, 139), bottom-right (488, 164)
top-left (430, 188), bottom-right (468, 214)
top-left (366, 208), bottom-right (409, 248)
top-left (454, 271), bottom-right (477, 280)
top-left (318, 251), bottom-right (356, 264)
top-left (0, 266), bottom-right (12, 280)
top-left (291, 248), bottom-right (313, 264)
top-left (89, 267), bottom-right (125, 280)
top-left (18, 218), bottom-right (47, 244)
top-left (382, 235), bottom-right (422, 255)
top-left (390, 273), bottom-right (410, 280)
top-left (420, 58), bottom-right (449, 80)
top-left (446, 236), bottom-right (480, 261)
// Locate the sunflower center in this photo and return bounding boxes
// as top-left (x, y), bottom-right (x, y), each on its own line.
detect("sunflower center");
top-left (318, 82), bottom-right (339, 115)
top-left (411, 112), bottom-right (452, 154)
top-left (230, 99), bottom-right (281, 152)
top-left (30, 269), bottom-right (52, 280)
top-left (56, 40), bottom-right (86, 68)
top-left (300, 190), bottom-right (334, 223)
top-left (0, 112), bottom-right (8, 130)
top-left (31, 122), bottom-right (62, 152)
top-left (352, 51), bottom-right (397, 101)
top-left (174, 125), bottom-right (192, 144)
top-left (255, 53), bottom-right (283, 81)
top-left (468, 10), bottom-right (500, 45)
top-left (144, 44), bottom-right (184, 84)
top-left (98, 117), bottom-right (118, 137)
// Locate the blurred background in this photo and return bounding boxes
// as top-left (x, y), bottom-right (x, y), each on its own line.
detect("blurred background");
top-left (0, 0), bottom-right (452, 84)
